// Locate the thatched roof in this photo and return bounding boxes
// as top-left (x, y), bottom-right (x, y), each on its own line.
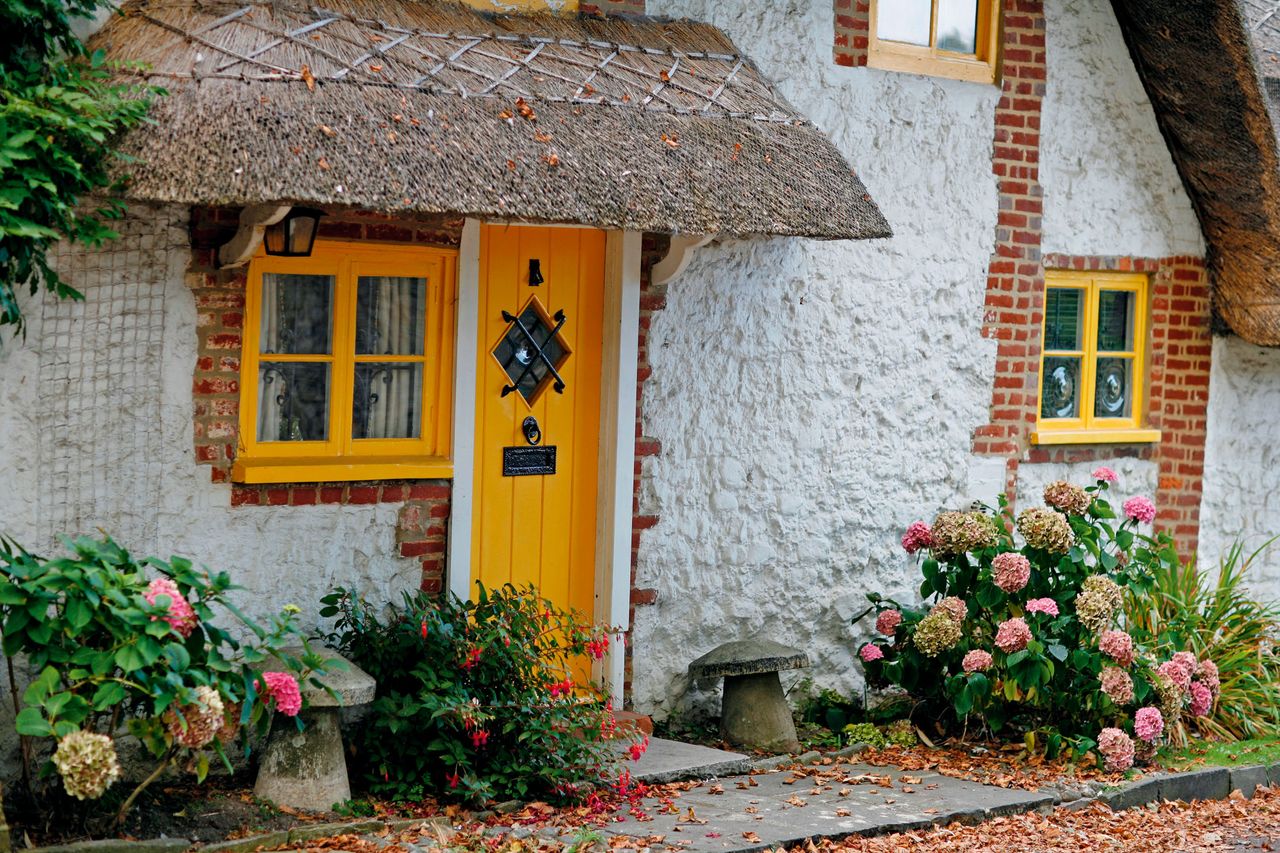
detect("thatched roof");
top-left (1112, 0), bottom-right (1280, 345)
top-left (88, 0), bottom-right (890, 240)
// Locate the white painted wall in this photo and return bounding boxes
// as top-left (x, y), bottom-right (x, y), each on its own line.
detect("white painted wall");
top-left (1039, 0), bottom-right (1203, 258)
top-left (1200, 336), bottom-right (1280, 596)
top-left (1016, 457), bottom-right (1158, 520)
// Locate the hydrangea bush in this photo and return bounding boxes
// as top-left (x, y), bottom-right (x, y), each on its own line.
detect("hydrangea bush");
top-left (1, 535), bottom-right (322, 822)
top-left (857, 472), bottom-right (1218, 767)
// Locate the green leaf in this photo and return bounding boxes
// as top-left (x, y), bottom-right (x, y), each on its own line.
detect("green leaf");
top-left (1006, 650), bottom-right (1029, 667)
top-left (92, 681), bottom-right (128, 710)
top-left (16, 707), bottom-right (52, 736)
top-left (1047, 643), bottom-right (1068, 662)
top-left (115, 644), bottom-right (145, 672)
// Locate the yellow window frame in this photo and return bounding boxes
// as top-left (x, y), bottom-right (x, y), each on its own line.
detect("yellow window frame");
top-left (1032, 270), bottom-right (1160, 446)
top-left (233, 240), bottom-right (458, 483)
top-left (867, 0), bottom-right (1001, 84)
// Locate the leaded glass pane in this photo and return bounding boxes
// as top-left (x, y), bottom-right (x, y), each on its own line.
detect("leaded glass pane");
top-left (257, 363), bottom-right (330, 441)
top-left (355, 276), bottom-right (427, 355)
top-left (937, 0), bottom-right (979, 53)
top-left (1044, 288), bottom-right (1083, 351)
top-left (353, 363), bottom-right (423, 439)
top-left (1041, 356), bottom-right (1080, 419)
top-left (260, 274), bottom-right (333, 355)
top-left (1094, 357), bottom-right (1133, 418)
top-left (493, 304), bottom-right (568, 403)
top-left (877, 0), bottom-right (932, 46)
top-left (1097, 290), bottom-right (1135, 352)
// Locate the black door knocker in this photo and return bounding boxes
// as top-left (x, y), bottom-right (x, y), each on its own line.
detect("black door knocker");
top-left (522, 416), bottom-right (542, 446)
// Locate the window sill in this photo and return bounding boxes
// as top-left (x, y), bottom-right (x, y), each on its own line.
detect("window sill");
top-left (866, 50), bottom-right (997, 85)
top-left (232, 455), bottom-right (453, 484)
top-left (1030, 429), bottom-right (1162, 446)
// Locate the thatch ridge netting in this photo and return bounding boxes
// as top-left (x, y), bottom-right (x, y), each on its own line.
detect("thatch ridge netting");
top-left (90, 0), bottom-right (890, 240)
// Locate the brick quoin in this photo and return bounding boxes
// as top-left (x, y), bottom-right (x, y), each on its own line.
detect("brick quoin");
top-left (968, 2), bottom-right (1210, 557)
top-left (189, 206), bottom-right (460, 591)
top-left (832, 0), bottom-right (871, 67)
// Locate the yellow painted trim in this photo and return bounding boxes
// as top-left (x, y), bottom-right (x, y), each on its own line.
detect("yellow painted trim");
top-left (1031, 429), bottom-right (1162, 446)
top-left (232, 456), bottom-right (453, 484)
top-left (867, 0), bottom-right (1001, 84)
top-left (1036, 270), bottom-right (1152, 442)
top-left (236, 240), bottom-right (458, 484)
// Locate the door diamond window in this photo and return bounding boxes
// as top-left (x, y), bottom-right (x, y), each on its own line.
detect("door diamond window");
top-left (492, 298), bottom-right (570, 403)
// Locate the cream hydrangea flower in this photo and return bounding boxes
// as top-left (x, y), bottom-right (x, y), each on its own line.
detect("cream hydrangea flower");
top-left (52, 730), bottom-right (122, 800)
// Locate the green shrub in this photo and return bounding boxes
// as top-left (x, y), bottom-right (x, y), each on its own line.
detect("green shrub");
top-left (1125, 540), bottom-right (1280, 744)
top-left (842, 722), bottom-right (886, 748)
top-left (856, 475), bottom-right (1219, 769)
top-left (321, 583), bottom-right (638, 804)
top-left (0, 535), bottom-right (322, 824)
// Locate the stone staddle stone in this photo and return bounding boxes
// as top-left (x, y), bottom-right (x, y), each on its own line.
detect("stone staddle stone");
top-left (254, 647), bottom-right (376, 812)
top-left (689, 640), bottom-right (809, 753)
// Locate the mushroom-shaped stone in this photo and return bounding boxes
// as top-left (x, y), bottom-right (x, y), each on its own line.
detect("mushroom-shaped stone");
top-left (689, 639), bottom-right (809, 753)
top-left (254, 647), bottom-right (376, 812)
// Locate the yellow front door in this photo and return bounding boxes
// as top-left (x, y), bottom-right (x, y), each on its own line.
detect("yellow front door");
top-left (471, 224), bottom-right (605, 622)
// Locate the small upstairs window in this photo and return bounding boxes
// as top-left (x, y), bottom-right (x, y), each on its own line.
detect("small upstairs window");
top-left (869, 0), bottom-right (1000, 84)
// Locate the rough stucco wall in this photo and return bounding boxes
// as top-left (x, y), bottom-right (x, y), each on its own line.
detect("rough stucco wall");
top-left (638, 0), bottom-right (1000, 717)
top-left (1200, 336), bottom-right (1280, 594)
top-left (1038, 0), bottom-right (1202, 258)
top-left (0, 204), bottom-right (422, 627)
top-left (0, 295), bottom-right (42, 544)
top-left (1016, 457), bottom-right (1158, 520)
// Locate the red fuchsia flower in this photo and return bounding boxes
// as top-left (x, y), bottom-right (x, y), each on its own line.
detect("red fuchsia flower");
top-left (470, 729), bottom-right (489, 748)
top-left (628, 736), bottom-right (649, 761)
top-left (1092, 467), bottom-right (1120, 483)
top-left (257, 672), bottom-right (302, 717)
top-left (1099, 630), bottom-right (1135, 667)
top-left (446, 770), bottom-right (461, 789)
top-left (962, 650), bottom-right (993, 673)
top-left (995, 617), bottom-right (1032, 654)
top-left (144, 577), bottom-right (198, 639)
top-left (461, 646), bottom-right (482, 670)
top-left (1123, 495), bottom-right (1157, 524)
top-left (1025, 597), bottom-right (1059, 617)
top-left (1157, 660), bottom-right (1192, 695)
top-left (585, 636), bottom-right (609, 660)
top-left (992, 552), bottom-right (1031, 593)
top-left (1189, 681), bottom-right (1213, 717)
top-left (875, 609), bottom-right (903, 636)
top-left (549, 678), bottom-right (575, 698)
top-left (1097, 727), bottom-right (1135, 772)
top-left (901, 521), bottom-right (934, 554)
top-left (1134, 706), bottom-right (1164, 742)
top-left (859, 643), bottom-right (884, 663)
top-left (420, 620), bottom-right (428, 639)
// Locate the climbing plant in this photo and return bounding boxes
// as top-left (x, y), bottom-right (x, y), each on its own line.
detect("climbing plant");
top-left (0, 0), bottom-right (160, 336)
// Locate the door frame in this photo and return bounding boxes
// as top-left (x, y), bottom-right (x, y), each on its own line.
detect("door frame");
top-left (447, 219), bottom-right (642, 700)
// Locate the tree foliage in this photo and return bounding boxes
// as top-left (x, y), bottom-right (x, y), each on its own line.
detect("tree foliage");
top-left (0, 0), bottom-right (160, 336)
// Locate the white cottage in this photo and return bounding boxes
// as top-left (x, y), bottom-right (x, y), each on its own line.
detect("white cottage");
top-left (0, 0), bottom-right (1273, 725)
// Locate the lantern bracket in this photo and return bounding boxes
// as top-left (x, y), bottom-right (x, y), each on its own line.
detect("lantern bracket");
top-left (217, 204), bottom-right (293, 269)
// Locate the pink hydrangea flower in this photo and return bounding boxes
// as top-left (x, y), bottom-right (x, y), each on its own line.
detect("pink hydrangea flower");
top-left (1158, 659), bottom-right (1192, 695)
top-left (992, 552), bottom-right (1031, 593)
top-left (875, 609), bottom-right (903, 636)
top-left (1100, 667), bottom-right (1134, 704)
top-left (1025, 597), bottom-right (1059, 617)
top-left (995, 617), bottom-right (1032, 654)
top-left (1171, 651), bottom-right (1198, 681)
top-left (1189, 681), bottom-right (1213, 717)
top-left (858, 643), bottom-right (884, 663)
top-left (1099, 630), bottom-right (1135, 667)
top-left (259, 672), bottom-right (302, 717)
top-left (1092, 467), bottom-right (1120, 483)
top-left (143, 578), bottom-right (198, 639)
top-left (1097, 727), bottom-right (1135, 772)
top-left (901, 522), bottom-right (934, 554)
top-left (962, 650), bottom-right (993, 673)
top-left (1123, 495), bottom-right (1157, 524)
top-left (1197, 659), bottom-right (1221, 698)
top-left (1134, 706), bottom-right (1164, 743)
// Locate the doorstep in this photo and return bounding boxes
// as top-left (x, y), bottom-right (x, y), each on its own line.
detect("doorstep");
top-left (627, 737), bottom-right (752, 784)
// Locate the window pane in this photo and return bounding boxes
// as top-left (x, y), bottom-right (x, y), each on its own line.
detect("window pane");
top-left (493, 304), bottom-right (568, 403)
top-left (353, 363), bottom-right (423, 439)
top-left (877, 0), bottom-right (932, 46)
top-left (355, 276), bottom-right (427, 356)
top-left (1041, 356), bottom-right (1081, 419)
top-left (1044, 288), bottom-right (1083, 351)
top-left (936, 0), bottom-right (978, 53)
top-left (1097, 290), bottom-right (1135, 352)
top-left (1094, 357), bottom-right (1133, 419)
top-left (260, 274), bottom-right (333, 355)
top-left (257, 363), bottom-right (330, 441)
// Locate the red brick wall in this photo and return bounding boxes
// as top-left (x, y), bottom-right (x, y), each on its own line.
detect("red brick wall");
top-left (188, 206), bottom-right (461, 593)
top-left (833, 0), bottom-right (871, 67)
top-left (968, 2), bottom-right (1212, 554)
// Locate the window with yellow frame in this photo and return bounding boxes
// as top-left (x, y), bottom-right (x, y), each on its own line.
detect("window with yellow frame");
top-left (1034, 270), bottom-right (1160, 445)
top-left (868, 0), bottom-right (1001, 84)
top-left (233, 240), bottom-right (458, 483)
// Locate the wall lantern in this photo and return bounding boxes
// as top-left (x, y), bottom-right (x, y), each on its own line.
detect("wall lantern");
top-left (263, 207), bottom-right (325, 257)
top-left (528, 258), bottom-right (544, 286)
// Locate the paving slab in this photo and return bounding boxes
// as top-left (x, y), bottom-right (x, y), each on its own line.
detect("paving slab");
top-left (577, 759), bottom-right (1051, 852)
top-left (630, 737), bottom-right (752, 784)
